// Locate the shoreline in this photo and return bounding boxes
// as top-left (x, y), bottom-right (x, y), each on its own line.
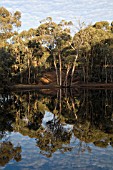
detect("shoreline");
top-left (1, 83), bottom-right (113, 92)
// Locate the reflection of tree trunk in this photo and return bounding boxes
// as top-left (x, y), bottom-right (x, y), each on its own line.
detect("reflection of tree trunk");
top-left (66, 98), bottom-right (71, 111)
top-left (80, 89), bottom-right (86, 110)
top-left (86, 89), bottom-right (89, 117)
top-left (71, 98), bottom-right (77, 119)
top-left (28, 92), bottom-right (30, 118)
top-left (34, 100), bottom-right (37, 110)
top-left (58, 52), bottom-right (62, 87)
top-left (90, 101), bottom-right (93, 124)
top-left (105, 89), bottom-right (108, 116)
top-left (53, 55), bottom-right (59, 85)
top-left (16, 110), bottom-right (20, 131)
top-left (59, 88), bottom-right (62, 114)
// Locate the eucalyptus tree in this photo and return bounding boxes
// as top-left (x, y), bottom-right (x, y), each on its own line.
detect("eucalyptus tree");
top-left (0, 47), bottom-right (14, 85)
top-left (19, 27), bottom-right (52, 84)
top-left (0, 7), bottom-right (21, 85)
top-left (10, 35), bottom-right (28, 83)
top-left (19, 28), bottom-right (36, 41)
top-left (73, 22), bottom-right (113, 83)
top-left (11, 26), bottom-right (50, 84)
top-left (73, 23), bottom-right (93, 83)
top-left (0, 7), bottom-right (21, 47)
top-left (19, 29), bottom-right (39, 84)
top-left (61, 46), bottom-right (78, 86)
top-left (91, 24), bottom-right (113, 83)
top-left (27, 38), bottom-right (50, 83)
top-left (11, 28), bottom-right (38, 84)
top-left (36, 17), bottom-right (73, 86)
top-left (93, 21), bottom-right (110, 30)
top-left (36, 17), bottom-right (59, 84)
top-left (59, 21), bottom-right (86, 86)
top-left (54, 20), bottom-right (72, 86)
top-left (92, 21), bottom-right (113, 82)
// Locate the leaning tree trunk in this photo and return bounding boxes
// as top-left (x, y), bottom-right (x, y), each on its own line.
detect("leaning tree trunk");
top-left (63, 64), bottom-right (71, 87)
top-left (70, 61), bottom-right (76, 86)
top-left (70, 55), bottom-right (78, 86)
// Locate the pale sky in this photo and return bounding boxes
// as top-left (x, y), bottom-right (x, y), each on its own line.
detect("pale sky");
top-left (1, 0), bottom-right (113, 31)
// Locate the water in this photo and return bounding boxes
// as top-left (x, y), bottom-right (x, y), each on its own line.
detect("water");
top-left (0, 89), bottom-right (113, 170)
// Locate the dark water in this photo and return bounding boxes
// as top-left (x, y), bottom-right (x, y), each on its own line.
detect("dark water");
top-left (0, 88), bottom-right (113, 170)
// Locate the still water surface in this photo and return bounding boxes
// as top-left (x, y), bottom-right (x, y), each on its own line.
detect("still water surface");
top-left (0, 88), bottom-right (113, 170)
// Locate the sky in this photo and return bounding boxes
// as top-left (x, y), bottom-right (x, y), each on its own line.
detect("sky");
top-left (1, 0), bottom-right (113, 31)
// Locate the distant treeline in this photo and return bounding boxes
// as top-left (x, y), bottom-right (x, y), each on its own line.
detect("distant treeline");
top-left (0, 7), bottom-right (113, 86)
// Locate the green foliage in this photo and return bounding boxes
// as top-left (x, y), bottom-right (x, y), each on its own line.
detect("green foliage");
top-left (0, 7), bottom-right (21, 46)
top-left (0, 7), bottom-right (113, 85)
top-left (0, 141), bottom-right (21, 166)
top-left (93, 21), bottom-right (110, 30)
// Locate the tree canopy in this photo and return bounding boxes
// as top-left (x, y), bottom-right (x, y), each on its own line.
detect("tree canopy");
top-left (0, 7), bottom-right (113, 87)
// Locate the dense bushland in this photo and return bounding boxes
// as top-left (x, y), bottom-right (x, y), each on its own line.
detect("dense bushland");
top-left (0, 7), bottom-right (113, 87)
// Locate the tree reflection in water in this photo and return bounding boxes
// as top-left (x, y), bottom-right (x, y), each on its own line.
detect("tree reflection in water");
top-left (0, 88), bottom-right (113, 161)
top-left (0, 141), bottom-right (21, 166)
top-left (37, 116), bottom-right (72, 157)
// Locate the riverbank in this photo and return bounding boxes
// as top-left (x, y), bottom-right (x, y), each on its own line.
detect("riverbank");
top-left (1, 83), bottom-right (113, 92)
top-left (7, 83), bottom-right (113, 91)
top-left (72, 83), bottom-right (113, 89)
